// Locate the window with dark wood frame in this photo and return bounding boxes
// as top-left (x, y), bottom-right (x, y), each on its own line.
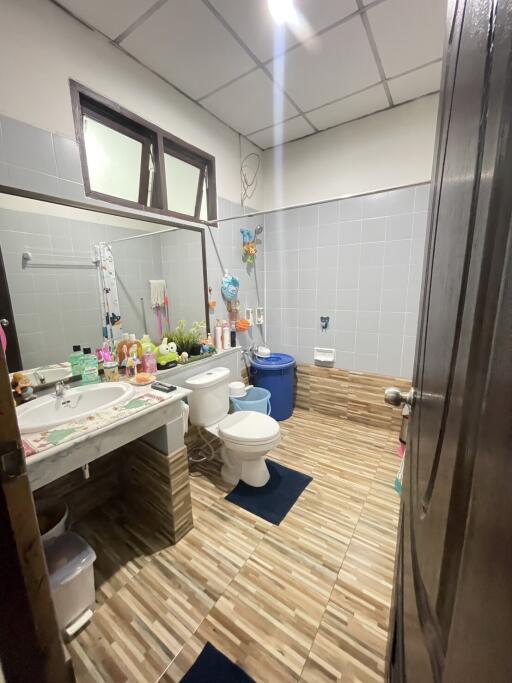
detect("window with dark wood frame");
top-left (70, 80), bottom-right (217, 223)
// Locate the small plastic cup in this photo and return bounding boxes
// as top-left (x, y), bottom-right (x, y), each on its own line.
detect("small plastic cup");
top-left (103, 361), bottom-right (120, 382)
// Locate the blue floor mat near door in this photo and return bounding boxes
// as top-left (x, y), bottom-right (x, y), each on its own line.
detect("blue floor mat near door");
top-left (181, 642), bottom-right (254, 682)
top-left (225, 459), bottom-right (312, 525)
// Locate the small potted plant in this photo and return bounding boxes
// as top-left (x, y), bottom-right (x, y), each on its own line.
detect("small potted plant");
top-left (166, 320), bottom-right (206, 357)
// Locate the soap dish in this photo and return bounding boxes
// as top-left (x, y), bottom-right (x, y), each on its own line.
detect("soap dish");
top-left (314, 347), bottom-right (335, 367)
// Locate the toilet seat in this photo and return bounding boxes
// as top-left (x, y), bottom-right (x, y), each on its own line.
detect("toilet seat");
top-left (219, 411), bottom-right (279, 446)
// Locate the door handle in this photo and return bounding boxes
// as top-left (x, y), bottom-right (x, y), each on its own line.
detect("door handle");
top-left (0, 318), bottom-right (9, 327)
top-left (384, 387), bottom-right (415, 407)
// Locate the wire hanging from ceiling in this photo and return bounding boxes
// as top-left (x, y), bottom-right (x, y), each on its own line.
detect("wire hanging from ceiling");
top-left (240, 149), bottom-right (261, 208)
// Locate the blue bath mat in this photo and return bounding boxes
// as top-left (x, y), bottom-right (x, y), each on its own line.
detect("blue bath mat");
top-left (225, 459), bottom-right (312, 525)
top-left (181, 642), bottom-right (254, 682)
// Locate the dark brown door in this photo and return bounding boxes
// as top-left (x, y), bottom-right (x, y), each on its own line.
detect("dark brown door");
top-left (0, 246), bottom-right (22, 372)
top-left (388, 0), bottom-right (512, 680)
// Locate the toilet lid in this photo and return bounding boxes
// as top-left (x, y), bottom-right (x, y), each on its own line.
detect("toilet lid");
top-left (219, 411), bottom-right (280, 444)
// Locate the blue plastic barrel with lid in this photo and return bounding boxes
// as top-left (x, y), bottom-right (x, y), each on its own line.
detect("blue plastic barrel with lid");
top-left (250, 353), bottom-right (296, 421)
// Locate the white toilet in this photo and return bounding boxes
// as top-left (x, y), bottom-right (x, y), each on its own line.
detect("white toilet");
top-left (185, 367), bottom-right (280, 487)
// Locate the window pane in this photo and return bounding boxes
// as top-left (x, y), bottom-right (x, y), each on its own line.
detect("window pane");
top-left (200, 177), bottom-right (208, 220)
top-left (84, 115), bottom-right (142, 202)
top-left (164, 153), bottom-right (201, 217)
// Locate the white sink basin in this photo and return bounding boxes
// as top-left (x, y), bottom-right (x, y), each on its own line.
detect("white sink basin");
top-left (10, 366), bottom-right (72, 386)
top-left (16, 382), bottom-right (134, 434)
top-left (28, 366), bottom-right (72, 385)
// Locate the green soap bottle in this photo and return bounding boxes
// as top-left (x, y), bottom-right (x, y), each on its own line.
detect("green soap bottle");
top-left (68, 345), bottom-right (84, 377)
top-left (81, 347), bottom-right (100, 384)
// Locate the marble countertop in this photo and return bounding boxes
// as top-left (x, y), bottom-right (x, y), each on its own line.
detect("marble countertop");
top-left (22, 382), bottom-right (191, 490)
top-left (23, 383), bottom-right (190, 462)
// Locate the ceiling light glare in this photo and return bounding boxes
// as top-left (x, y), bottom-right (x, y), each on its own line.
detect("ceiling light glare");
top-left (268, 0), bottom-right (297, 25)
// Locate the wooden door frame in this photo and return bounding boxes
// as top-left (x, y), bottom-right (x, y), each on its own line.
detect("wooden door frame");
top-left (0, 345), bottom-right (73, 681)
top-left (0, 246), bottom-right (22, 373)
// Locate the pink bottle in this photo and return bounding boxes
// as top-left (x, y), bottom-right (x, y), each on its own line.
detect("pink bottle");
top-left (142, 352), bottom-right (157, 374)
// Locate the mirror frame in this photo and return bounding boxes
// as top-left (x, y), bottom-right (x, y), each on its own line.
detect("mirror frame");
top-left (0, 184), bottom-right (211, 371)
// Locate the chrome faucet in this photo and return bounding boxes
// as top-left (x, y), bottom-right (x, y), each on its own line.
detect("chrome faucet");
top-left (54, 381), bottom-right (67, 397)
top-left (52, 381), bottom-right (81, 409)
top-left (52, 381), bottom-right (73, 408)
top-left (33, 367), bottom-right (46, 385)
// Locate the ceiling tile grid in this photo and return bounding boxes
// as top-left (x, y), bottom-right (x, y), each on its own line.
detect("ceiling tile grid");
top-left (120, 0), bottom-right (256, 100)
top-left (366, 0), bottom-right (446, 77)
top-left (55, 0), bottom-right (447, 149)
top-left (247, 115), bottom-right (315, 148)
top-left (307, 84), bottom-right (389, 131)
top-left (56, 0), bottom-right (159, 40)
top-left (200, 69), bottom-right (298, 134)
top-left (209, 0), bottom-right (358, 63)
top-left (388, 61), bottom-right (443, 105)
top-left (269, 16), bottom-right (381, 112)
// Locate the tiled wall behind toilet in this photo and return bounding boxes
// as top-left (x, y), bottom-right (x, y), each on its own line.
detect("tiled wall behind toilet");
top-left (264, 184), bottom-right (429, 378)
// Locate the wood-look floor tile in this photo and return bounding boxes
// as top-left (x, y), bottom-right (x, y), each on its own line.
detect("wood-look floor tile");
top-left (299, 601), bottom-right (387, 682)
top-left (160, 614), bottom-right (299, 683)
top-left (74, 502), bottom-right (169, 605)
top-left (212, 538), bottom-right (337, 678)
top-left (188, 458), bottom-right (231, 518)
top-left (70, 404), bottom-right (403, 683)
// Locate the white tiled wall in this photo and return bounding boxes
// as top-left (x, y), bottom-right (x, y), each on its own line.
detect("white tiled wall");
top-left (204, 198), bottom-right (265, 348)
top-left (0, 207), bottom-right (110, 368)
top-left (264, 184), bottom-right (429, 378)
top-left (0, 112), bottom-right (427, 378)
top-left (160, 229), bottom-right (206, 328)
top-left (0, 206), bottom-right (201, 368)
top-left (110, 232), bottom-right (164, 343)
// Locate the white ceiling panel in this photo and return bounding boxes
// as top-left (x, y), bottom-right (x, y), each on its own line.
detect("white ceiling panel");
top-left (120, 0), bottom-right (256, 100)
top-left (367, 0), bottom-right (446, 78)
top-left (248, 116), bottom-right (314, 149)
top-left (201, 69), bottom-right (298, 135)
top-left (307, 84), bottom-right (389, 130)
top-left (270, 17), bottom-right (380, 111)
top-left (57, 0), bottom-right (158, 39)
top-left (209, 0), bottom-right (358, 63)
top-left (388, 61), bottom-right (442, 104)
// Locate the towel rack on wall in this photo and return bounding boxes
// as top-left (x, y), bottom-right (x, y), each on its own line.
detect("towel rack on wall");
top-left (22, 251), bottom-right (99, 269)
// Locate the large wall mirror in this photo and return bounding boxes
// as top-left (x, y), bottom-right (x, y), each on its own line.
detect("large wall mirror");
top-left (0, 187), bottom-right (209, 383)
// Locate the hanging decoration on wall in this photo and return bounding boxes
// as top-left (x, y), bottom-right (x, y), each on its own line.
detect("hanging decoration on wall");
top-left (221, 271), bottom-right (240, 313)
top-left (96, 242), bottom-right (123, 341)
top-left (240, 228), bottom-right (257, 264)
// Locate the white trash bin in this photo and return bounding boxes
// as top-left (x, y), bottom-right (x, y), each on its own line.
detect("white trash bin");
top-left (44, 531), bottom-right (97, 639)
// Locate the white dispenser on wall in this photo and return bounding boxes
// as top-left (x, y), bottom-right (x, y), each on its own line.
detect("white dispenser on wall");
top-left (314, 347), bottom-right (336, 367)
top-left (245, 308), bottom-right (254, 326)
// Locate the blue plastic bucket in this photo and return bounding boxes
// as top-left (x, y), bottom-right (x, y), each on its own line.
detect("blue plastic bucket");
top-left (230, 387), bottom-right (271, 415)
top-left (250, 353), bottom-right (296, 421)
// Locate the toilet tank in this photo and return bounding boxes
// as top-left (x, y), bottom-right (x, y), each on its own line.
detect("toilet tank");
top-left (185, 366), bottom-right (230, 427)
